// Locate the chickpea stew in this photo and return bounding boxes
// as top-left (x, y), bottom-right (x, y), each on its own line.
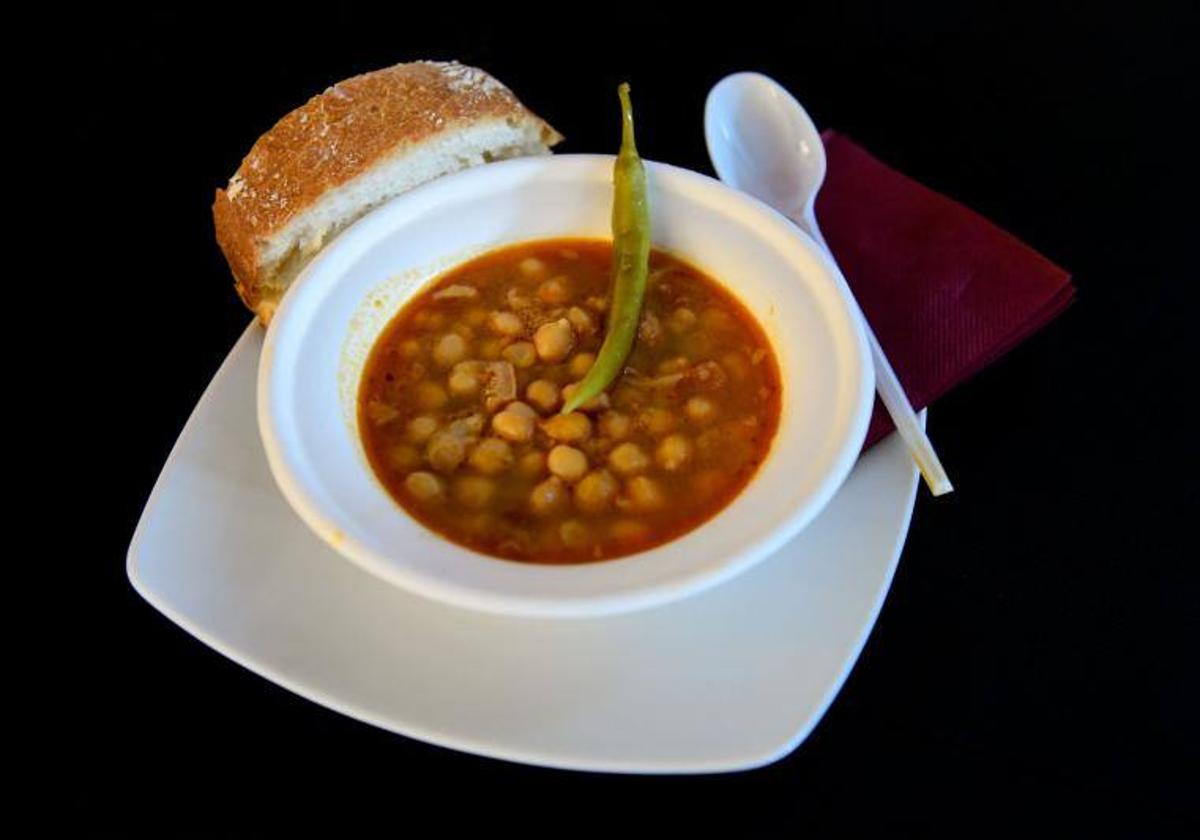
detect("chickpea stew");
top-left (358, 238), bottom-right (782, 563)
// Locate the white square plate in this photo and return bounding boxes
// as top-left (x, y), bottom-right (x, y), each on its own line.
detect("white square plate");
top-left (128, 324), bottom-right (920, 772)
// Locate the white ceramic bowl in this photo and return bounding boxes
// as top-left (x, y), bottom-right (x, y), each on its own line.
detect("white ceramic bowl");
top-left (258, 155), bottom-right (873, 618)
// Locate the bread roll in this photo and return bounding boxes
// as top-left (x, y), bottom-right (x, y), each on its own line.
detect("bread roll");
top-left (213, 61), bottom-right (562, 322)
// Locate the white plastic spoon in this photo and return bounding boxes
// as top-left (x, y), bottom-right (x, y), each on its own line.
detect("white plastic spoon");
top-left (705, 72), bottom-right (953, 495)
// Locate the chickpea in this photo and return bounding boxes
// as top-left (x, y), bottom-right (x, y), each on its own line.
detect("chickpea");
top-left (406, 415), bottom-right (439, 444)
top-left (525, 379), bottom-right (560, 413)
top-left (452, 323), bottom-right (474, 340)
top-left (519, 256), bottom-right (547, 279)
top-left (638, 406), bottom-right (676, 437)
top-left (656, 434), bottom-right (693, 471)
top-left (542, 411), bottom-right (592, 443)
top-left (453, 475), bottom-right (495, 509)
top-left (432, 334), bottom-right (469, 366)
top-left (533, 318), bottom-right (575, 363)
top-left (489, 310), bottom-right (524, 336)
top-left (548, 445), bottom-right (589, 483)
top-left (449, 414), bottom-right (485, 437)
top-left (404, 471), bottom-right (444, 502)
top-left (561, 382), bottom-right (610, 412)
top-left (669, 307), bottom-right (698, 334)
top-left (400, 339), bottom-right (422, 358)
top-left (464, 307), bottom-right (489, 327)
top-left (567, 352), bottom-right (596, 380)
top-left (721, 351), bottom-right (751, 381)
top-left (587, 295), bottom-right (609, 313)
top-left (366, 401), bottom-right (400, 426)
top-left (501, 340), bottom-right (537, 369)
top-left (559, 519), bottom-right (590, 549)
top-left (535, 319), bottom-right (576, 364)
top-left (469, 437), bottom-right (514, 475)
top-left (387, 444), bottom-right (422, 471)
top-left (685, 396), bottom-right (718, 424)
top-left (608, 442), bottom-right (649, 476)
top-left (505, 401), bottom-right (538, 419)
top-left (624, 475), bottom-right (664, 511)
top-left (573, 469), bottom-right (618, 513)
top-left (537, 277), bottom-right (569, 304)
top-left (517, 450), bottom-right (547, 478)
top-left (415, 381), bottom-right (448, 410)
top-left (598, 411), bottom-right (632, 440)
top-left (567, 306), bottom-right (594, 335)
top-left (492, 409), bottom-right (535, 443)
top-left (447, 368), bottom-right (480, 397)
top-left (529, 476), bottom-right (569, 516)
top-left (426, 433), bottom-right (466, 473)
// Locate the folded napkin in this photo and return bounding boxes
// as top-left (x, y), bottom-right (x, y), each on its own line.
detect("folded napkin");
top-left (815, 132), bottom-right (1075, 449)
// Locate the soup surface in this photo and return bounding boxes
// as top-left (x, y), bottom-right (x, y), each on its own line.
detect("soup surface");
top-left (358, 238), bottom-right (781, 563)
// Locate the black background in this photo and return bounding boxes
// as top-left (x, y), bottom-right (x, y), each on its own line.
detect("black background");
top-left (70, 3), bottom-right (1195, 833)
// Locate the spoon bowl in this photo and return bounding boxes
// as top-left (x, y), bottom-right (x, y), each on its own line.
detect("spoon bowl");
top-left (705, 72), bottom-right (826, 224)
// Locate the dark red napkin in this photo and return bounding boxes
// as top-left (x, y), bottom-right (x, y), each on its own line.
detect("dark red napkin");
top-left (815, 132), bottom-right (1074, 449)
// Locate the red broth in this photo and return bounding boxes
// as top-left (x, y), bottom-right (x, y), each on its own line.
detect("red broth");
top-left (358, 238), bottom-right (781, 563)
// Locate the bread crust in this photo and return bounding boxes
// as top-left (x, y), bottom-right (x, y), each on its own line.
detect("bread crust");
top-left (213, 61), bottom-right (562, 322)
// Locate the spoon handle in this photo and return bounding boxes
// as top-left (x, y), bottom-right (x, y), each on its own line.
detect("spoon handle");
top-left (797, 210), bottom-right (954, 496)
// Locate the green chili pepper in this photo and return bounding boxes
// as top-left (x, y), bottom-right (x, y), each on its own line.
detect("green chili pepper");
top-left (560, 82), bottom-right (650, 414)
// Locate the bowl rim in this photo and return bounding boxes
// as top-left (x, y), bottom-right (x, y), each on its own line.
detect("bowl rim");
top-left (258, 154), bottom-right (874, 617)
